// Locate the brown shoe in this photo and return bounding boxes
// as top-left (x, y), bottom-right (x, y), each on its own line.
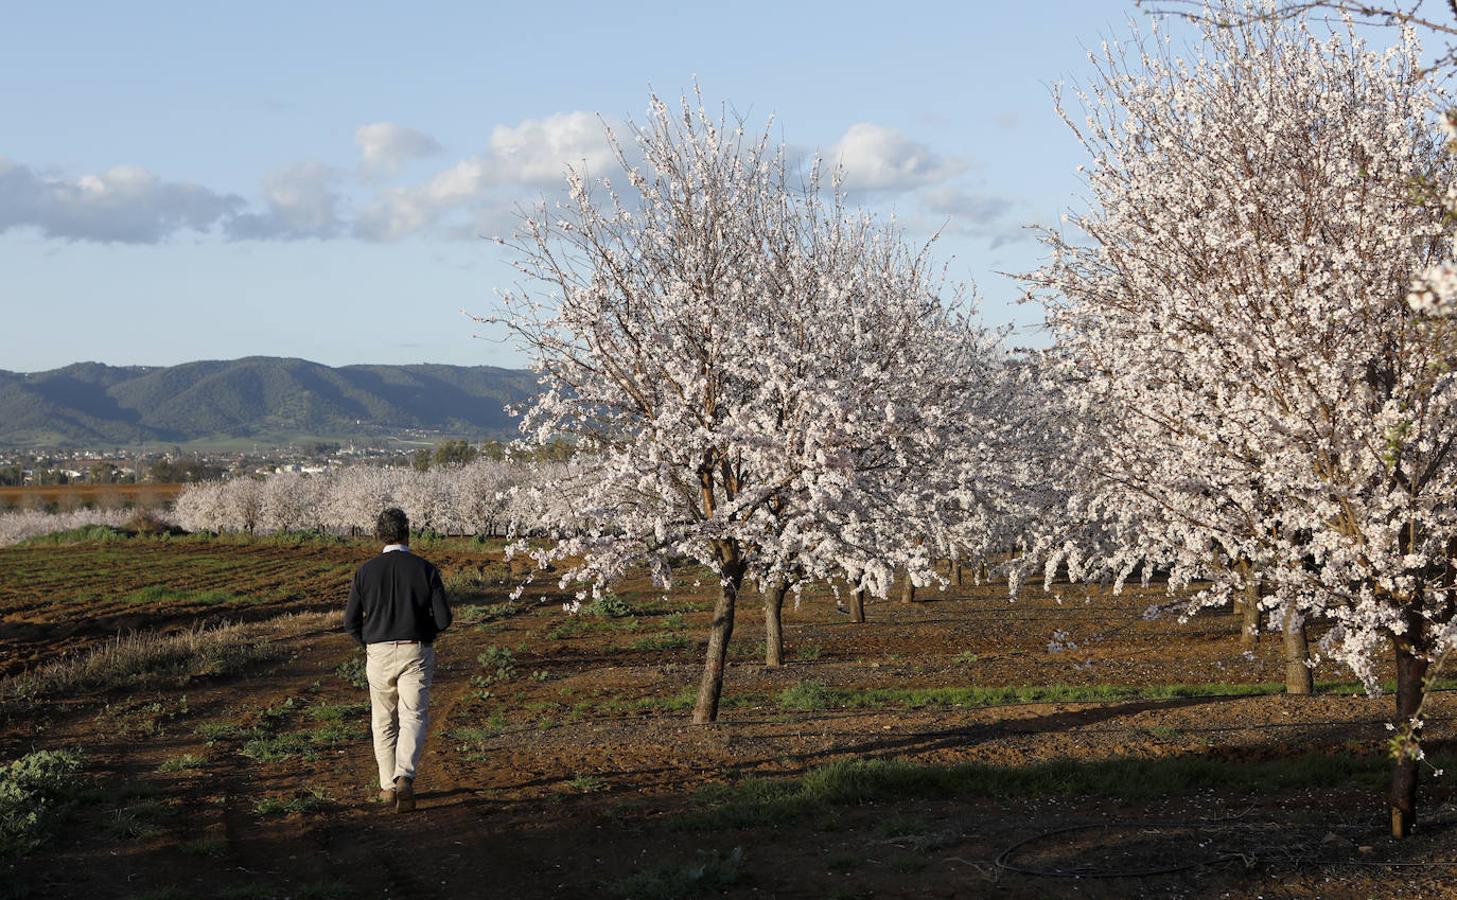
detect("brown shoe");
top-left (394, 776), bottom-right (415, 813)
top-left (378, 788), bottom-right (396, 807)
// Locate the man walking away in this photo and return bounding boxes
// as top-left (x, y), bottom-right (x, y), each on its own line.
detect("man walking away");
top-left (343, 507), bottom-right (452, 812)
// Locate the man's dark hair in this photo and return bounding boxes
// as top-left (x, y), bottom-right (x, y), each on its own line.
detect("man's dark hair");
top-left (375, 507), bottom-right (410, 544)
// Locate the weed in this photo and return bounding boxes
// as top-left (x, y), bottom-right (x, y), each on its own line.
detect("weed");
top-left (565, 774), bottom-right (606, 793)
top-left (778, 681), bottom-right (834, 711)
top-left (105, 798), bottom-right (176, 840)
top-left (953, 651), bottom-right (979, 665)
top-left (0, 749), bottom-right (85, 856)
top-left (456, 601), bottom-right (523, 628)
top-left (586, 593), bottom-right (633, 618)
top-left (794, 644), bottom-right (824, 662)
top-left (609, 847), bottom-right (743, 899)
top-left (307, 702), bottom-right (368, 723)
top-left (195, 721), bottom-right (258, 743)
top-left (474, 646), bottom-right (516, 686)
top-left (450, 718), bottom-right (507, 758)
top-left (629, 632), bottom-right (692, 652)
top-left (548, 616), bottom-right (640, 640)
top-left (180, 836), bottom-right (227, 857)
top-left (253, 788), bottom-right (329, 817)
top-left (660, 612), bottom-right (688, 630)
top-left (335, 654), bottom-right (368, 690)
top-left (157, 753), bottom-right (206, 774)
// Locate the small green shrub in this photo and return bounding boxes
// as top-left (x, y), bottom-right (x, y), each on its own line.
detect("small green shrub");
top-left (474, 646), bottom-right (516, 685)
top-left (0, 749), bottom-right (85, 856)
top-left (586, 593), bottom-right (633, 618)
top-left (335, 654), bottom-right (368, 690)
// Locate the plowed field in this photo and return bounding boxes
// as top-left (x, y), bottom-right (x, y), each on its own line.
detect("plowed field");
top-left (3, 534), bottom-right (1457, 899)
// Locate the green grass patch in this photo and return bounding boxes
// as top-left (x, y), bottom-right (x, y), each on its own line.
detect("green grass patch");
top-left (233, 697), bottom-right (362, 762)
top-left (306, 702), bottom-right (368, 723)
top-left (0, 749), bottom-right (85, 856)
top-left (548, 615), bottom-right (642, 640)
top-left (629, 632), bottom-right (692, 652)
top-left (769, 679), bottom-right (1308, 713)
top-left (121, 585), bottom-right (249, 606)
top-left (253, 788), bottom-right (329, 817)
top-left (682, 752), bottom-right (1446, 830)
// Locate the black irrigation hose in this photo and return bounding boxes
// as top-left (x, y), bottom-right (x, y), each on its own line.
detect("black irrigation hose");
top-left (994, 822), bottom-right (1247, 879)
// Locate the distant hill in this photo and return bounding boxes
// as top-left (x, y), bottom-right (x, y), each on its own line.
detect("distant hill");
top-left (0, 358), bottom-right (538, 448)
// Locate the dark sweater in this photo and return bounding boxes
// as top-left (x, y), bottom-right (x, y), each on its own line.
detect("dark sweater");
top-left (343, 549), bottom-right (453, 646)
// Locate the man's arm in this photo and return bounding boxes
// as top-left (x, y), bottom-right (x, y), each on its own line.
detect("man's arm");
top-left (343, 568), bottom-right (366, 647)
top-left (429, 565), bottom-right (452, 632)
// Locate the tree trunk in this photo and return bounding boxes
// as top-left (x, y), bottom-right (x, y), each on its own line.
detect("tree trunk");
top-left (764, 578), bottom-right (788, 667)
top-left (900, 573), bottom-right (916, 604)
top-left (1240, 587), bottom-right (1261, 647)
top-left (1391, 641), bottom-right (1430, 838)
top-left (1237, 563), bottom-right (1259, 647)
top-left (953, 562), bottom-right (963, 587)
top-left (1282, 605), bottom-right (1313, 695)
top-left (693, 558), bottom-right (745, 725)
top-left (849, 587), bottom-right (866, 624)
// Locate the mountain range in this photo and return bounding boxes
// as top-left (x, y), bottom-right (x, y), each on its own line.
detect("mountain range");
top-left (0, 358), bottom-right (538, 448)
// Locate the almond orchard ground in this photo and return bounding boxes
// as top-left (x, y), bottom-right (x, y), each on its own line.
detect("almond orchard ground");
top-left (4, 533), bottom-right (1457, 899)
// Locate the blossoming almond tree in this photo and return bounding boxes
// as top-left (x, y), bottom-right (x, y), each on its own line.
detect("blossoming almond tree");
top-left (487, 90), bottom-right (1006, 723)
top-left (1027, 7), bottom-right (1457, 836)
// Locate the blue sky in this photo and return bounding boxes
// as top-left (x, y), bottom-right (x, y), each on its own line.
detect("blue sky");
top-left (0, 1), bottom-right (1210, 371)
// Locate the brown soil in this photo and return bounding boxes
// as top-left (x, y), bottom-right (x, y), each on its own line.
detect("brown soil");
top-left (4, 537), bottom-right (1457, 899)
top-left (0, 483), bottom-right (182, 511)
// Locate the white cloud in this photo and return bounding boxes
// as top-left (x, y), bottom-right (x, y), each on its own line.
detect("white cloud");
top-left (355, 122), bottom-right (443, 179)
top-left (485, 111), bottom-right (618, 185)
top-left (828, 123), bottom-right (965, 193)
top-left (0, 156), bottom-right (241, 243)
top-left (355, 111), bottom-right (621, 241)
top-left (917, 185), bottom-right (1026, 246)
top-left (226, 161), bottom-right (343, 240)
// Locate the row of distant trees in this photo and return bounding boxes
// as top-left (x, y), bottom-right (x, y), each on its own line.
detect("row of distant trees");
top-left (172, 458), bottom-right (584, 538)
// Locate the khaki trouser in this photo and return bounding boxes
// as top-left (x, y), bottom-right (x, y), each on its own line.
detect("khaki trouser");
top-left (365, 641), bottom-right (435, 791)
